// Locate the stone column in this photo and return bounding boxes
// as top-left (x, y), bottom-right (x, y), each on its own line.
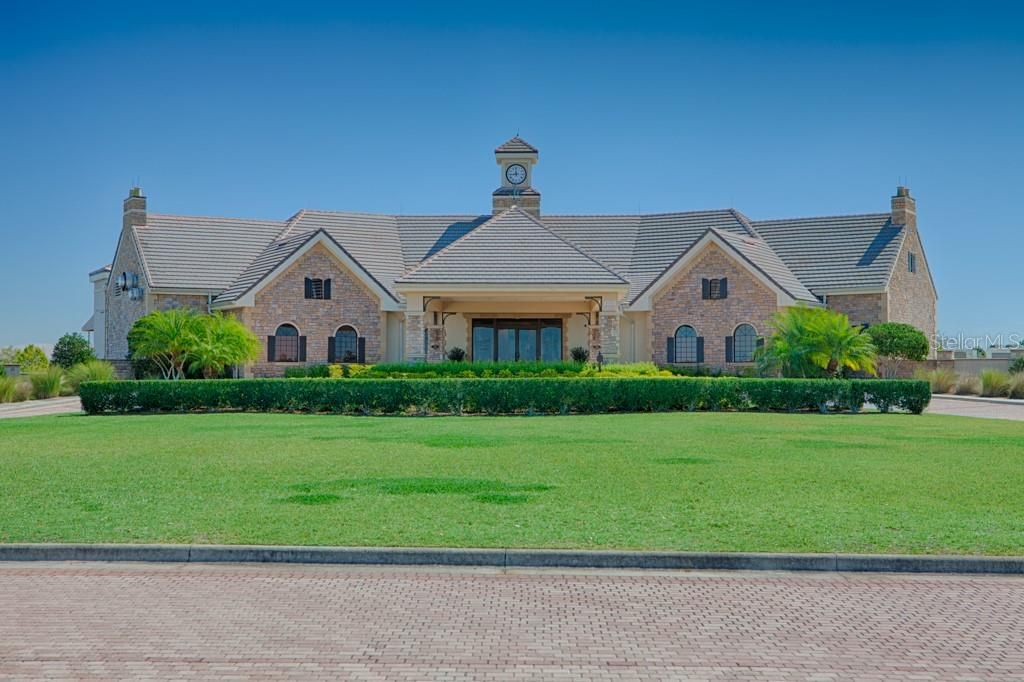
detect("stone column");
top-left (404, 312), bottom-right (426, 363)
top-left (426, 319), bottom-right (446, 363)
top-left (599, 310), bottom-right (621, 363)
top-left (588, 311), bottom-right (601, 362)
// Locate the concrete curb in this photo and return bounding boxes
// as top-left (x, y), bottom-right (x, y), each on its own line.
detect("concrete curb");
top-left (1, 544), bottom-right (1023, 574)
top-left (933, 394), bottom-right (1024, 407)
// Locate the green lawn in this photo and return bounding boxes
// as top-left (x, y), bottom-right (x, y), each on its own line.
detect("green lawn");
top-left (1, 412), bottom-right (1023, 554)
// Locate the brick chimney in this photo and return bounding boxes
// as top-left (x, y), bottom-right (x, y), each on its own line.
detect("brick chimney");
top-left (123, 186), bottom-right (147, 231)
top-left (891, 186), bottom-right (916, 229)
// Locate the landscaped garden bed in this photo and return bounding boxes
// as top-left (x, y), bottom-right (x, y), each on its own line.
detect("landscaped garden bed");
top-left (79, 376), bottom-right (931, 415)
top-left (1, 411), bottom-right (1021, 553)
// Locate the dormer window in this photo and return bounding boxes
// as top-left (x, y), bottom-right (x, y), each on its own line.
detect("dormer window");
top-left (701, 277), bottom-right (728, 300)
top-left (304, 277), bottom-right (331, 300)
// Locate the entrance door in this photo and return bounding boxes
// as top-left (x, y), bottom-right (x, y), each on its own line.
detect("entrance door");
top-left (472, 319), bottom-right (562, 361)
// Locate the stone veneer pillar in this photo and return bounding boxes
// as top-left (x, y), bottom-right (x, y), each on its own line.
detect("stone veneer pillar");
top-left (404, 312), bottom-right (426, 362)
top-left (426, 321), bottom-right (446, 363)
top-left (598, 311), bottom-right (621, 363)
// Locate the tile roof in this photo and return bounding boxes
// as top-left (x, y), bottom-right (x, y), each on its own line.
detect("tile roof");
top-left (396, 208), bottom-right (628, 286)
top-left (752, 213), bottom-right (902, 293)
top-left (495, 136), bottom-right (538, 154)
top-left (712, 229), bottom-right (818, 302)
top-left (121, 203), bottom-right (908, 309)
top-left (133, 214), bottom-right (287, 291)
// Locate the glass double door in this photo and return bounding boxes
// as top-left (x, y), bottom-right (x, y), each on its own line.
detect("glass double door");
top-left (473, 319), bottom-right (562, 362)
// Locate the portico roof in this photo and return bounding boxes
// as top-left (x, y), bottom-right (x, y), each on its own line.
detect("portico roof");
top-left (395, 207), bottom-right (628, 288)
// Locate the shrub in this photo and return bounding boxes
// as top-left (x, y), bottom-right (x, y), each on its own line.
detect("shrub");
top-left (914, 368), bottom-right (957, 394)
top-left (51, 333), bottom-right (96, 369)
top-left (759, 306), bottom-right (876, 378)
top-left (29, 366), bottom-right (64, 399)
top-left (446, 347), bottom-right (466, 362)
top-left (12, 379), bottom-right (32, 402)
top-left (15, 345), bottom-right (49, 372)
top-left (865, 323), bottom-right (929, 378)
top-left (569, 346), bottom-right (589, 363)
top-left (954, 375), bottom-right (981, 396)
top-left (0, 375), bottom-right (15, 403)
top-left (80, 377), bottom-right (931, 416)
top-left (66, 360), bottom-right (116, 393)
top-left (980, 370), bottom-right (1011, 397)
top-left (1010, 356), bottom-right (1024, 375)
top-left (1009, 374), bottom-right (1024, 400)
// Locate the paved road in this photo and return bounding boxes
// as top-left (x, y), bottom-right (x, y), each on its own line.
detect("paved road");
top-left (1, 562), bottom-right (1022, 680)
top-left (927, 395), bottom-right (1024, 421)
top-left (0, 396), bottom-right (82, 420)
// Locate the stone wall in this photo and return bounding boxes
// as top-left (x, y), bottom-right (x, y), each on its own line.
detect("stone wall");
top-left (826, 293), bottom-right (886, 327)
top-left (104, 230), bottom-right (148, 361)
top-left (152, 293), bottom-right (209, 312)
top-left (241, 243), bottom-right (383, 377)
top-left (887, 227), bottom-right (938, 356)
top-left (650, 242), bottom-right (778, 368)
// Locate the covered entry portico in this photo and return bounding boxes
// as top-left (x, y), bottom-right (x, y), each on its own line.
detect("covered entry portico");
top-left (397, 289), bottom-right (628, 363)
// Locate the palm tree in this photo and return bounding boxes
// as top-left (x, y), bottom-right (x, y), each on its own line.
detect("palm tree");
top-left (758, 306), bottom-right (877, 378)
top-left (127, 308), bottom-right (202, 380)
top-left (187, 313), bottom-right (260, 379)
top-left (807, 309), bottom-right (877, 377)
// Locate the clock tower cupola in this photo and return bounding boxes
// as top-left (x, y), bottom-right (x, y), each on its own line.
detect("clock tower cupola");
top-left (492, 136), bottom-right (540, 217)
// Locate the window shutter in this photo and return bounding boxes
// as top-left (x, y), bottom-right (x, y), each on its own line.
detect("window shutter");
top-left (298, 336), bottom-right (307, 362)
top-left (720, 277), bottom-right (728, 299)
top-left (323, 278), bottom-right (332, 300)
top-left (304, 278), bottom-right (312, 299)
top-left (267, 336), bottom-right (276, 362)
top-left (696, 336), bottom-right (705, 363)
top-left (725, 336), bottom-right (734, 363)
top-left (756, 337), bottom-right (765, 350)
top-left (701, 278), bottom-right (710, 300)
top-left (357, 337), bottom-right (366, 364)
top-left (327, 337), bottom-right (336, 363)
top-left (666, 337), bottom-right (676, 363)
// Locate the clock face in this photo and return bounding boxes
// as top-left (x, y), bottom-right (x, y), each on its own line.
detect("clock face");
top-left (505, 163), bottom-right (527, 185)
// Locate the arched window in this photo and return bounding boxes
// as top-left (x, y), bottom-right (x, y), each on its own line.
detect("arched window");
top-left (674, 325), bottom-right (698, 363)
top-left (271, 324), bottom-right (300, 362)
top-left (334, 325), bottom-right (358, 363)
top-left (733, 324), bottom-right (757, 363)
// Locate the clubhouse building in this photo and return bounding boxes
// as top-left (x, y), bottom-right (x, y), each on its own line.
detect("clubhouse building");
top-left (87, 137), bottom-right (937, 375)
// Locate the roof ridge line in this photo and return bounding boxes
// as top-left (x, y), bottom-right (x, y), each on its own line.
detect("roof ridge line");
top-left (512, 208), bottom-right (629, 283)
top-left (147, 212), bottom-right (286, 224)
top-left (398, 212), bottom-right (501, 277)
top-left (275, 209), bottom-right (307, 241)
top-left (753, 211), bottom-right (890, 224)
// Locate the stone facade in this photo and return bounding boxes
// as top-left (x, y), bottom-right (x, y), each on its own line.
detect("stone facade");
top-left (596, 311), bottom-right (620, 362)
top-left (650, 242), bottom-right (779, 367)
top-left (240, 243), bottom-right (383, 377)
top-left (152, 293), bottom-right (209, 312)
top-left (887, 227), bottom-right (938, 355)
top-left (404, 312), bottom-right (426, 362)
top-left (104, 230), bottom-right (147, 361)
top-left (826, 293), bottom-right (886, 327)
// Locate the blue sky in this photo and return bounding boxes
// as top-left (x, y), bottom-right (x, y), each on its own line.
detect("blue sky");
top-left (1, 1), bottom-right (1022, 348)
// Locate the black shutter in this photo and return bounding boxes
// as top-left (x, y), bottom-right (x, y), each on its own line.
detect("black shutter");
top-left (756, 337), bottom-right (765, 350)
top-left (701, 278), bottom-right (710, 300)
top-left (357, 337), bottom-right (366, 364)
top-left (267, 336), bottom-right (276, 362)
top-left (298, 336), bottom-right (307, 362)
top-left (304, 277), bottom-right (312, 299)
top-left (666, 337), bottom-right (675, 363)
top-left (323, 278), bottom-right (332, 300)
top-left (696, 336), bottom-right (705, 363)
top-left (725, 336), bottom-right (734, 363)
top-left (327, 337), bottom-right (336, 363)
top-left (720, 277), bottom-right (728, 299)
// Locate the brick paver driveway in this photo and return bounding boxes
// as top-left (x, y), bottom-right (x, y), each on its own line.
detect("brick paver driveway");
top-left (2, 563), bottom-right (1023, 680)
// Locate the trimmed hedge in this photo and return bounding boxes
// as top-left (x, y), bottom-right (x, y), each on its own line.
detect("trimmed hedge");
top-left (79, 377), bottom-right (931, 416)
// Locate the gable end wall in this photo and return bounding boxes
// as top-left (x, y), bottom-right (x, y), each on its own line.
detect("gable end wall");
top-left (242, 243), bottom-right (384, 376)
top-left (886, 227), bottom-right (938, 356)
top-left (650, 242), bottom-right (780, 367)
